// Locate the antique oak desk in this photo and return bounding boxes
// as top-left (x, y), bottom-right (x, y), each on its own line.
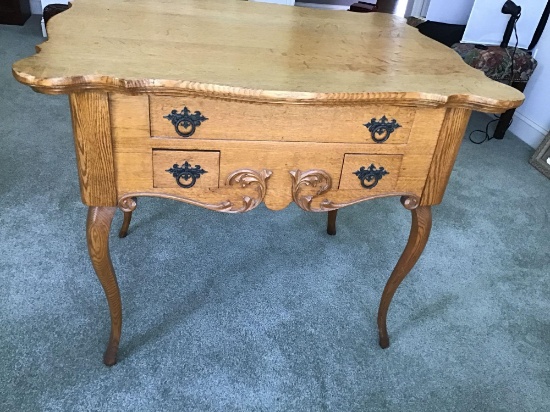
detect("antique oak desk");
top-left (13, 0), bottom-right (524, 365)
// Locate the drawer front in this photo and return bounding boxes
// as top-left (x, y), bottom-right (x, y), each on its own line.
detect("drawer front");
top-left (149, 96), bottom-right (414, 144)
top-left (152, 150), bottom-right (220, 190)
top-left (339, 154), bottom-right (402, 192)
top-left (111, 94), bottom-right (446, 211)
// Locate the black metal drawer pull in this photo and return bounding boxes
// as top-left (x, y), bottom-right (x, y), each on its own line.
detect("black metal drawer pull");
top-left (353, 164), bottom-right (389, 189)
top-left (164, 106), bottom-right (208, 138)
top-left (364, 116), bottom-right (401, 143)
top-left (166, 161), bottom-right (207, 188)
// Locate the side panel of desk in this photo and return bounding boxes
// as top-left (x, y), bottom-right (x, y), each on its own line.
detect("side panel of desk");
top-left (420, 108), bottom-right (472, 206)
top-left (69, 92), bottom-right (117, 206)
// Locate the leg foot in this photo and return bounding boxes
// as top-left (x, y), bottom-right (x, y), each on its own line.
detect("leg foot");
top-left (327, 209), bottom-right (338, 236)
top-left (87, 206), bottom-right (122, 366)
top-left (379, 334), bottom-right (390, 349)
top-left (377, 200), bottom-right (432, 348)
top-left (493, 108), bottom-right (514, 140)
top-left (118, 211), bottom-right (133, 238)
top-left (103, 333), bottom-right (119, 366)
top-left (118, 197), bottom-right (137, 238)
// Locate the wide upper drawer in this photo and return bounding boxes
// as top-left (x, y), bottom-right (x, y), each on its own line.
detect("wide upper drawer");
top-left (149, 96), bottom-right (414, 144)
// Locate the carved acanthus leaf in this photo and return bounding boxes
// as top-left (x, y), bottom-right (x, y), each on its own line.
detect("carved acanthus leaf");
top-left (225, 169), bottom-right (273, 213)
top-left (289, 169), bottom-right (332, 212)
top-left (117, 169), bottom-right (272, 214)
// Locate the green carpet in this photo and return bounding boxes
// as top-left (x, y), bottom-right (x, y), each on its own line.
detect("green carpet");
top-left (1, 16), bottom-right (549, 412)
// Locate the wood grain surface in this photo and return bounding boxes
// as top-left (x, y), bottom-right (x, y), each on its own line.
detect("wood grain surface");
top-left (13, 0), bottom-right (523, 111)
top-left (69, 92), bottom-right (117, 206)
top-left (150, 96), bottom-right (415, 143)
top-left (420, 108), bottom-right (472, 206)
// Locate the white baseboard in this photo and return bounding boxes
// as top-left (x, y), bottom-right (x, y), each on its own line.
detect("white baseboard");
top-left (508, 111), bottom-right (548, 149)
top-left (295, 2), bottom-right (349, 10)
top-left (41, 17), bottom-right (47, 37)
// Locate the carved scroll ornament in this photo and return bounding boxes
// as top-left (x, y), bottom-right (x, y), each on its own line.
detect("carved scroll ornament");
top-left (289, 169), bottom-right (332, 212)
top-left (289, 169), bottom-right (419, 212)
top-left (118, 169), bottom-right (272, 214)
top-left (226, 169), bottom-right (272, 212)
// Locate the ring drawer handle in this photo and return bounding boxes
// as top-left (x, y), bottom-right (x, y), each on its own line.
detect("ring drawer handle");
top-left (166, 161), bottom-right (207, 188)
top-left (364, 116), bottom-right (401, 143)
top-left (353, 164), bottom-right (389, 189)
top-left (164, 106), bottom-right (208, 138)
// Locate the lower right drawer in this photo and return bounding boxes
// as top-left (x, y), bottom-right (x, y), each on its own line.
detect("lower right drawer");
top-left (339, 154), bottom-right (402, 192)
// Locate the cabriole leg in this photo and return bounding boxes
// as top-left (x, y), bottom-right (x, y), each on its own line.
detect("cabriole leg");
top-left (118, 197), bottom-right (137, 238)
top-left (327, 209), bottom-right (338, 235)
top-left (86, 206), bottom-right (122, 366)
top-left (377, 200), bottom-right (432, 349)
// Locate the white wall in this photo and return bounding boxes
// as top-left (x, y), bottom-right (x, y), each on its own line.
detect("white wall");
top-left (30, 0), bottom-right (42, 14)
top-left (509, 27), bottom-right (550, 148)
top-left (405, 0), bottom-right (431, 18)
top-left (426, 0), bottom-right (475, 25)
top-left (463, 0), bottom-right (548, 48)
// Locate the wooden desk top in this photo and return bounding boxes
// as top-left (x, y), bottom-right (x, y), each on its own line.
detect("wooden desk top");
top-left (13, 0), bottom-right (523, 112)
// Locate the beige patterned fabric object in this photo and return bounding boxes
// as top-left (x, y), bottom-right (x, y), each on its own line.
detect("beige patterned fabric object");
top-left (452, 43), bottom-right (537, 84)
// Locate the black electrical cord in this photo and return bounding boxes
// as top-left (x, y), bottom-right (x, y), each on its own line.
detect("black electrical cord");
top-left (529, 1), bottom-right (550, 50)
top-left (470, 19), bottom-right (519, 144)
top-left (468, 115), bottom-right (503, 144)
top-left (509, 14), bottom-right (520, 84)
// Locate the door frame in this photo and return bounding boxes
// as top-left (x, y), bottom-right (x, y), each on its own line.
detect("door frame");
top-left (406, 0), bottom-right (431, 17)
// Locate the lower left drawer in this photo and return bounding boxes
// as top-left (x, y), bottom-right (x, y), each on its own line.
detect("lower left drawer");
top-left (152, 150), bottom-right (220, 189)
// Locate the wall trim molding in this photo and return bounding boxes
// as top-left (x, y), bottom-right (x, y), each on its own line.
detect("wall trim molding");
top-left (509, 111), bottom-right (548, 149)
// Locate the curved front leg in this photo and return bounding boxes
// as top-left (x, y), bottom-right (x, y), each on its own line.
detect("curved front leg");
top-left (377, 199), bottom-right (432, 349)
top-left (86, 206), bottom-right (121, 366)
top-left (327, 209), bottom-right (338, 235)
top-left (119, 211), bottom-right (133, 238)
